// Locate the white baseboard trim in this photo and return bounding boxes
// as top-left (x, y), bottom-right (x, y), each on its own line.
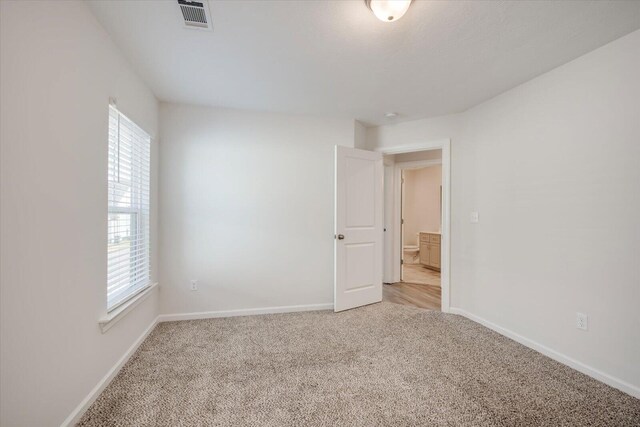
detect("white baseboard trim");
top-left (449, 307), bottom-right (640, 399)
top-left (158, 303), bottom-right (334, 322)
top-left (60, 315), bottom-right (160, 427)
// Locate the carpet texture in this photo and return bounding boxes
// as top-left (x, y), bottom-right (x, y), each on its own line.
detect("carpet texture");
top-left (78, 303), bottom-right (640, 426)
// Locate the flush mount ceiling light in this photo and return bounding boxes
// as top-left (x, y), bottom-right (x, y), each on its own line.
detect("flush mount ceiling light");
top-left (365, 0), bottom-right (412, 22)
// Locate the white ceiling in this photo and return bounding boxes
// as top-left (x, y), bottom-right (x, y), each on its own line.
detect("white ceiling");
top-left (88, 0), bottom-right (640, 126)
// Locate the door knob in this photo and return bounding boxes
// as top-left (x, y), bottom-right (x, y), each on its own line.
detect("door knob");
top-left (337, 234), bottom-right (345, 240)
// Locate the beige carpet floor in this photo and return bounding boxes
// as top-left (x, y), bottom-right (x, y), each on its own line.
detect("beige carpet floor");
top-left (78, 303), bottom-right (640, 426)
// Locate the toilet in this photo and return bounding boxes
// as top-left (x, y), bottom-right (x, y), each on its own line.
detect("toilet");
top-left (403, 233), bottom-right (420, 264)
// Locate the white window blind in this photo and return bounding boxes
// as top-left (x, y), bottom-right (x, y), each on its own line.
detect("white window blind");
top-left (107, 105), bottom-right (151, 311)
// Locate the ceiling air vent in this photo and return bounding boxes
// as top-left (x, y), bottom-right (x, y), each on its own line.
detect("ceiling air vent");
top-left (178, 0), bottom-right (212, 31)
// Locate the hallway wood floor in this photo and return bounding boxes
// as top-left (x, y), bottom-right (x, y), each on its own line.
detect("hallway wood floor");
top-left (383, 264), bottom-right (441, 310)
top-left (402, 264), bottom-right (441, 286)
top-left (383, 282), bottom-right (441, 311)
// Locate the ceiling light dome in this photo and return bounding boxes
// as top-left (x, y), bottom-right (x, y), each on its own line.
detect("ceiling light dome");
top-left (365, 0), bottom-right (412, 23)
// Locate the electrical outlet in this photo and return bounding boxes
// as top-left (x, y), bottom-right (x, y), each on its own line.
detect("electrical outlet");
top-left (470, 211), bottom-right (479, 223)
top-left (576, 312), bottom-right (588, 331)
top-left (190, 280), bottom-right (198, 291)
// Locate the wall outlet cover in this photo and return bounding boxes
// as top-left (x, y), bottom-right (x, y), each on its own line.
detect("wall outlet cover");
top-left (576, 312), bottom-right (588, 331)
top-left (190, 280), bottom-right (198, 291)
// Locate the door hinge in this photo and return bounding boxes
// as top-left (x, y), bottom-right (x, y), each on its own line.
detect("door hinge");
top-left (401, 259), bottom-right (404, 265)
top-left (401, 219), bottom-right (404, 225)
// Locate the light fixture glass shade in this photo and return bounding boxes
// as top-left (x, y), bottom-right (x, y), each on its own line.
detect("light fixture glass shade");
top-left (367, 0), bottom-right (412, 22)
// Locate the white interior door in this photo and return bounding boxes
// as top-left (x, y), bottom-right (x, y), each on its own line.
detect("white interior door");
top-left (334, 146), bottom-right (383, 312)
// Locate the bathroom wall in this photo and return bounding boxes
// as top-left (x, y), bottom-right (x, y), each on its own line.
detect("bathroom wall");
top-left (403, 166), bottom-right (442, 246)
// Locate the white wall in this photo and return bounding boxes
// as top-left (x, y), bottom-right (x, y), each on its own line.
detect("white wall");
top-left (366, 30), bottom-right (640, 394)
top-left (0, 1), bottom-right (160, 425)
top-left (354, 120), bottom-right (367, 149)
top-left (393, 149), bottom-right (442, 163)
top-left (159, 103), bottom-right (355, 315)
top-left (403, 166), bottom-right (442, 246)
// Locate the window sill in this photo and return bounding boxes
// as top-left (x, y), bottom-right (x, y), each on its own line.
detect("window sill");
top-left (98, 282), bottom-right (158, 333)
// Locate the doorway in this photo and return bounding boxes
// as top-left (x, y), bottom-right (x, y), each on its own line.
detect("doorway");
top-left (400, 165), bottom-right (442, 286)
top-left (333, 139), bottom-right (450, 313)
top-left (379, 141), bottom-right (450, 312)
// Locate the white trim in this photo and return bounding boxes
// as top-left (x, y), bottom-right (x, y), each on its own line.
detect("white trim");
top-left (377, 139), bottom-right (451, 313)
top-left (383, 162), bottom-right (395, 283)
top-left (61, 315), bottom-right (160, 427)
top-left (449, 307), bottom-right (640, 399)
top-left (158, 303), bottom-right (334, 322)
top-left (99, 282), bottom-right (158, 333)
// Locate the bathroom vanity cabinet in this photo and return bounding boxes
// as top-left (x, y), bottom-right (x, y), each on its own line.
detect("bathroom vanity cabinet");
top-left (419, 232), bottom-right (441, 271)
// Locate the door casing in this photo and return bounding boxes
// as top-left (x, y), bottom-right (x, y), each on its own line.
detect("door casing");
top-left (376, 139), bottom-right (451, 313)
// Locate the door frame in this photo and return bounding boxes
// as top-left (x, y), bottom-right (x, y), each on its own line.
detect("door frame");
top-left (375, 139), bottom-right (451, 313)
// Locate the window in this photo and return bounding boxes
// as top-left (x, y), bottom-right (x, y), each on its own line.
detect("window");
top-left (107, 105), bottom-right (151, 311)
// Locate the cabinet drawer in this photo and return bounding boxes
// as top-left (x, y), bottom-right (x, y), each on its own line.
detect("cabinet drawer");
top-left (430, 234), bottom-right (441, 243)
top-left (419, 233), bottom-right (429, 243)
